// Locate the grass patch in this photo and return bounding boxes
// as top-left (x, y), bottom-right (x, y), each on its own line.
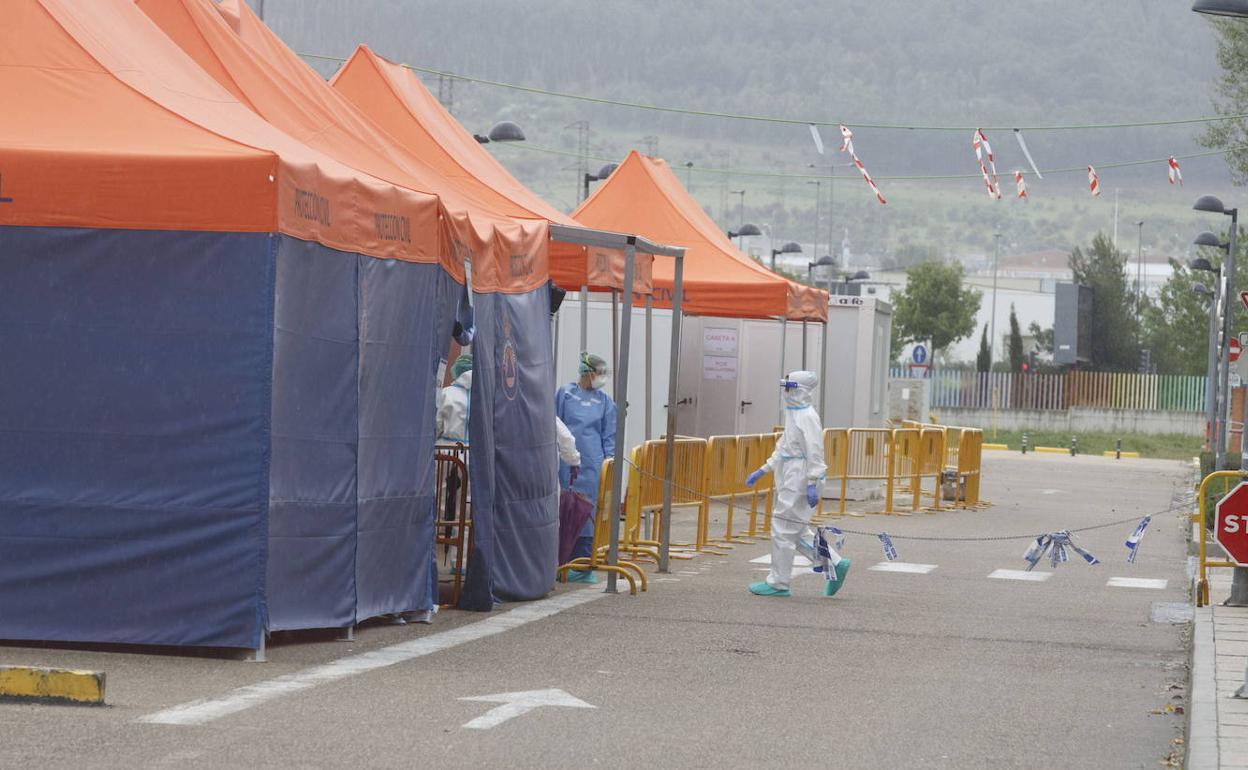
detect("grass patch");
top-left (980, 429), bottom-right (1202, 461)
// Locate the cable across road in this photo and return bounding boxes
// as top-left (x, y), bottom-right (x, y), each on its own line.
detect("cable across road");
top-left (618, 454), bottom-right (1185, 543)
top-left (299, 52), bottom-right (1248, 133)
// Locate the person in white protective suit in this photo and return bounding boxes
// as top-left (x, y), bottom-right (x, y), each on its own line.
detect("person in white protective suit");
top-left (436, 354), bottom-right (473, 444)
top-left (744, 370), bottom-right (851, 597)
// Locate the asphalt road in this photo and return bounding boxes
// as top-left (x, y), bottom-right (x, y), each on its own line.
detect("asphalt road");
top-left (1, 451), bottom-right (1194, 769)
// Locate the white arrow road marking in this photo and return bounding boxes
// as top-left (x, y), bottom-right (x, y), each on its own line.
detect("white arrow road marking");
top-left (137, 589), bottom-right (606, 726)
top-left (869, 562), bottom-right (937, 574)
top-left (459, 688), bottom-right (595, 729)
top-left (988, 569), bottom-right (1051, 582)
top-left (1107, 577), bottom-right (1168, 590)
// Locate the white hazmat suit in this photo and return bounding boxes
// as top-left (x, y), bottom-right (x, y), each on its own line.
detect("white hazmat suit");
top-left (752, 371), bottom-right (829, 593)
top-left (436, 370), bottom-right (472, 443)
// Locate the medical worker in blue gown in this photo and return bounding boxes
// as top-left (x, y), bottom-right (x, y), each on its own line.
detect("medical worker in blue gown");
top-left (555, 352), bottom-right (617, 583)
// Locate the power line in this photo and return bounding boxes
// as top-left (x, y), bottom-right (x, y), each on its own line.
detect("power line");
top-left (493, 141), bottom-right (1236, 182)
top-left (300, 51), bottom-right (1248, 133)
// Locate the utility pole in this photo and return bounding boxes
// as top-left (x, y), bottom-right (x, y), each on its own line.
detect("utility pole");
top-left (808, 179), bottom-right (821, 259)
top-left (990, 233), bottom-right (1001, 364)
top-left (568, 121), bottom-right (589, 204)
top-left (1136, 220), bottom-right (1145, 343)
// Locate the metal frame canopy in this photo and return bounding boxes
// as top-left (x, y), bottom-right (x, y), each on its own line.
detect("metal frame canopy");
top-left (548, 225), bottom-right (686, 589)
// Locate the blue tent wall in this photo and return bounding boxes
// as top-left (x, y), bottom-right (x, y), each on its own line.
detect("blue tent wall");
top-left (266, 237), bottom-right (358, 632)
top-left (353, 255), bottom-right (458, 620)
top-left (0, 226), bottom-right (273, 649)
top-left (462, 286), bottom-right (558, 608)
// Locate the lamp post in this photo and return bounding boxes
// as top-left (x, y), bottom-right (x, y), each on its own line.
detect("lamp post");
top-left (728, 223), bottom-right (762, 250)
top-left (684, 161), bottom-right (694, 190)
top-left (1192, 251), bottom-right (1224, 457)
top-left (770, 241), bottom-right (802, 272)
top-left (803, 256), bottom-right (837, 369)
top-left (473, 121), bottom-right (526, 145)
top-left (807, 179), bottom-right (822, 259)
top-left (582, 163), bottom-right (618, 203)
top-left (730, 190), bottom-right (746, 235)
top-left (1136, 221), bottom-right (1145, 336)
top-left (1194, 197), bottom-right (1239, 471)
top-left (807, 255), bottom-right (837, 289)
top-left (1194, 195), bottom-right (1248, 612)
top-left (990, 232), bottom-right (1002, 364)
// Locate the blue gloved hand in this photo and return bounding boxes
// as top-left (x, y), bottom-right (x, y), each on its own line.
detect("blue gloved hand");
top-left (806, 483), bottom-right (819, 508)
top-left (745, 469), bottom-right (764, 488)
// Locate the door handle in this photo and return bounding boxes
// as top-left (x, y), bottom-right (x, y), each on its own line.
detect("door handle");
top-left (740, 400), bottom-right (753, 414)
top-left (677, 397), bottom-right (694, 406)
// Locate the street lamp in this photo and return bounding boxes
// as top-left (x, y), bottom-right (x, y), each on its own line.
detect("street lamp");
top-left (582, 163), bottom-right (618, 201)
top-left (1193, 0), bottom-right (1248, 15)
top-left (1194, 196), bottom-right (1239, 473)
top-left (1192, 251), bottom-right (1224, 465)
top-left (473, 120), bottom-right (526, 144)
top-left (728, 222), bottom-right (761, 249)
top-left (990, 232), bottom-right (1002, 364)
top-left (807, 255), bottom-right (837, 289)
top-left (730, 190), bottom-right (746, 234)
top-left (770, 241), bottom-right (802, 272)
top-left (807, 179), bottom-right (822, 259)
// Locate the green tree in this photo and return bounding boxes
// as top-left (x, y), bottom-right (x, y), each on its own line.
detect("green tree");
top-left (1007, 304), bottom-right (1024, 372)
top-left (1142, 259), bottom-right (1212, 375)
top-left (1202, 18), bottom-right (1248, 183)
top-left (891, 261), bottom-right (982, 362)
top-left (1068, 232), bottom-right (1139, 371)
top-left (976, 324), bottom-right (991, 373)
top-left (1027, 321), bottom-right (1054, 355)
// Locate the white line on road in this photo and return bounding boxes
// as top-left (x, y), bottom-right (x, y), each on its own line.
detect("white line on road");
top-left (136, 589), bottom-right (607, 727)
top-left (988, 569), bottom-right (1052, 582)
top-left (750, 554), bottom-right (811, 567)
top-left (1107, 577), bottom-right (1168, 590)
top-left (869, 562), bottom-right (938, 574)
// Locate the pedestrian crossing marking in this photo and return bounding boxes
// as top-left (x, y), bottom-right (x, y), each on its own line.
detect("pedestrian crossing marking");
top-left (1107, 577), bottom-right (1167, 590)
top-left (988, 569), bottom-right (1051, 582)
top-left (749, 554), bottom-right (811, 567)
top-left (869, 562), bottom-right (937, 574)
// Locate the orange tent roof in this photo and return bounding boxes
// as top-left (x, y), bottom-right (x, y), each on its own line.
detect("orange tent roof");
top-left (138, 0), bottom-right (548, 293)
top-left (574, 152), bottom-right (828, 321)
top-left (0, 0), bottom-right (442, 262)
top-left (328, 45), bottom-right (652, 295)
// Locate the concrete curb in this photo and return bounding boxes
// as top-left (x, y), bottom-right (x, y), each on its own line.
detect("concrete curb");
top-left (1188, 605), bottom-right (1218, 769)
top-left (0, 666), bottom-right (106, 706)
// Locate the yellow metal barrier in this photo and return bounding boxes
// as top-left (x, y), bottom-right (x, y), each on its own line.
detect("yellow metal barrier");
top-left (845, 428), bottom-right (896, 514)
top-left (703, 435), bottom-right (746, 547)
top-left (814, 429), bottom-right (849, 520)
top-left (556, 458), bottom-right (647, 593)
top-left (732, 434), bottom-right (775, 538)
top-left (918, 427), bottom-right (946, 511)
top-left (626, 437), bottom-right (714, 557)
top-left (956, 429), bottom-right (984, 508)
top-left (891, 428), bottom-right (923, 514)
top-left (1194, 470), bottom-right (1245, 607)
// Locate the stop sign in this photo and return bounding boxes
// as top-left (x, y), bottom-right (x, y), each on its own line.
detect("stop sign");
top-left (1233, 338), bottom-right (1243, 364)
top-left (1215, 482), bottom-right (1248, 565)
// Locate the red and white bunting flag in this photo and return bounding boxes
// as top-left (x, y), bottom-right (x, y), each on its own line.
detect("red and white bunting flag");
top-left (1168, 156), bottom-right (1183, 186)
top-left (1015, 170), bottom-right (1028, 200)
top-left (1087, 165), bottom-right (1101, 197)
top-left (973, 129), bottom-right (1002, 199)
top-left (839, 124), bottom-right (887, 205)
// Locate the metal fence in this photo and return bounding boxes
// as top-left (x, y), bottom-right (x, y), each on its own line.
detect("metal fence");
top-left (890, 367), bottom-right (1207, 413)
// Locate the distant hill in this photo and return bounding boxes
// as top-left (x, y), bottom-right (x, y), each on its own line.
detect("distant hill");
top-left (260, 0), bottom-right (1232, 263)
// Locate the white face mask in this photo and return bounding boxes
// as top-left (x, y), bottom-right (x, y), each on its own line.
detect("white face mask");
top-left (591, 375), bottom-right (608, 390)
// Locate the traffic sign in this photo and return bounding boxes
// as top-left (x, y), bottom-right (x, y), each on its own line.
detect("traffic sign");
top-left (1233, 338), bottom-right (1242, 364)
top-left (1241, 291), bottom-right (1248, 312)
top-left (912, 344), bottom-right (928, 365)
top-left (1240, 331), bottom-right (1248, 349)
top-left (1215, 482), bottom-right (1248, 566)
